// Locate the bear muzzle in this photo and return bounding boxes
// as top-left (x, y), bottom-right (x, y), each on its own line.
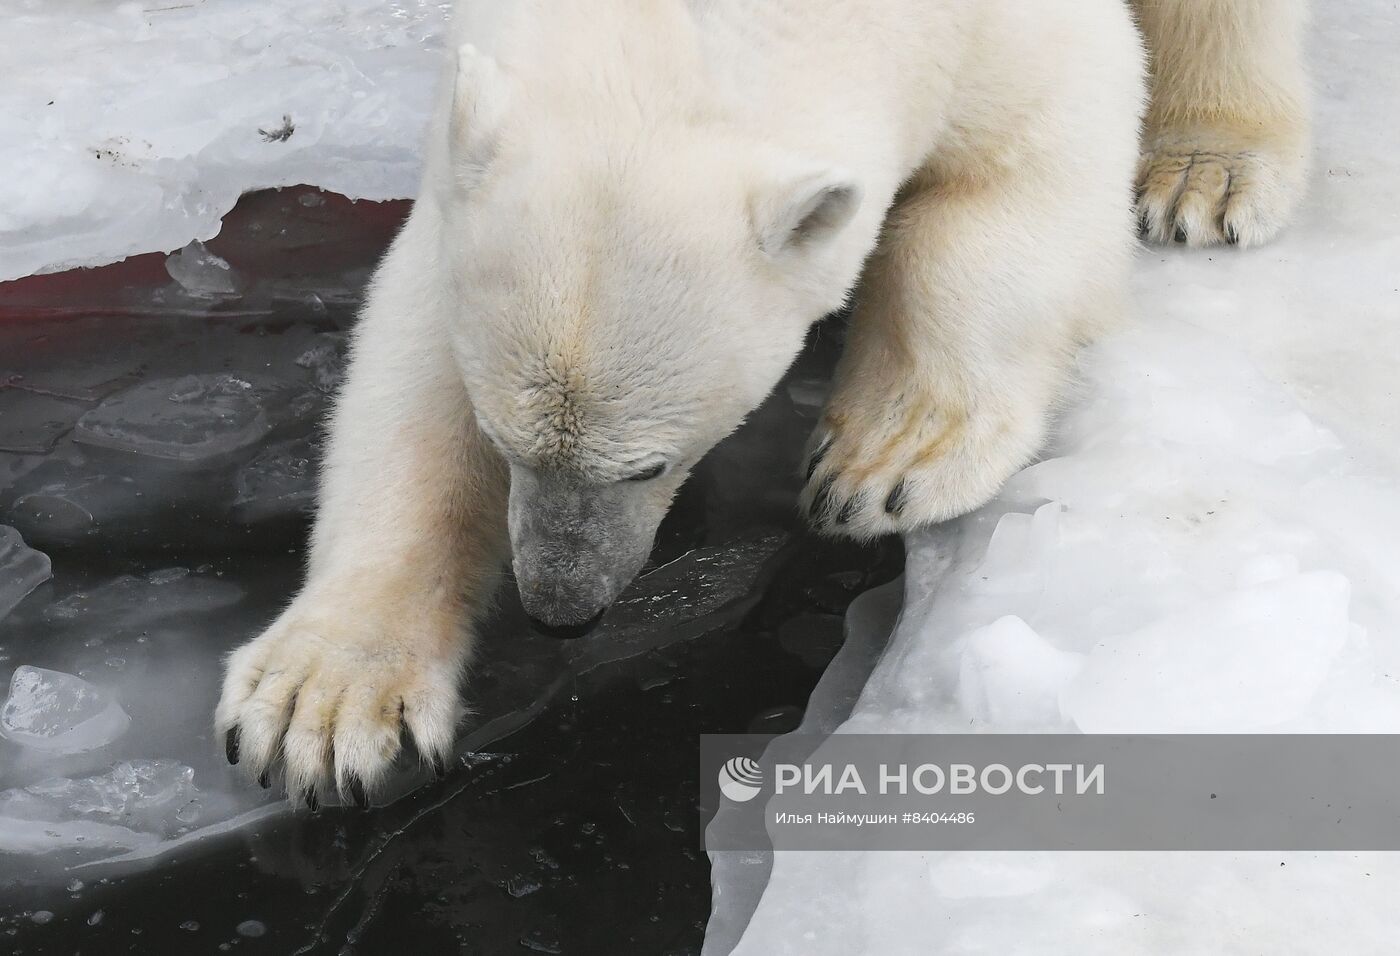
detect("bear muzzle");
top-left (507, 465), bottom-right (658, 641)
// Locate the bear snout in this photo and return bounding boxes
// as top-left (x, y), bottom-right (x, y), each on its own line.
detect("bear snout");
top-left (524, 608), bottom-right (607, 641)
top-left (516, 572), bottom-right (616, 639)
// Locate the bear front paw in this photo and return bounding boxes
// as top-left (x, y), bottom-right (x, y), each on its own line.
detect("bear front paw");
top-left (799, 395), bottom-right (1041, 541)
top-left (1136, 125), bottom-right (1307, 248)
top-left (216, 591), bottom-right (467, 808)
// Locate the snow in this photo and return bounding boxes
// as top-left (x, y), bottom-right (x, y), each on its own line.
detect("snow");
top-left (707, 1), bottom-right (1400, 951)
top-left (0, 666), bottom-right (130, 754)
top-left (0, 0), bottom-right (451, 282)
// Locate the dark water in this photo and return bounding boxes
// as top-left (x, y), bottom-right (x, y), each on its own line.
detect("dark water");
top-left (0, 192), bottom-right (901, 955)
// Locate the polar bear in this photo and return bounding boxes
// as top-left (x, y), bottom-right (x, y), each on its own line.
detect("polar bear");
top-left (218, 0), bottom-right (1311, 804)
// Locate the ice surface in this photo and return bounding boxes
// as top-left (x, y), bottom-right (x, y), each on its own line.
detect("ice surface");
top-left (567, 532), bottom-right (787, 674)
top-left (0, 666), bottom-right (130, 753)
top-left (1062, 571), bottom-right (1352, 733)
top-left (41, 566), bottom-right (243, 631)
top-left (0, 390), bottom-right (89, 455)
top-left (0, 760), bottom-right (200, 855)
top-left (0, 562), bottom-right (272, 870)
top-left (164, 240), bottom-right (243, 298)
top-left (295, 334), bottom-right (349, 394)
top-left (0, 0), bottom-right (450, 281)
top-left (708, 1), bottom-right (1400, 951)
top-left (230, 437), bottom-right (319, 525)
top-left (9, 473), bottom-right (144, 547)
top-left (0, 525), bottom-right (51, 621)
top-left (73, 374), bottom-right (285, 465)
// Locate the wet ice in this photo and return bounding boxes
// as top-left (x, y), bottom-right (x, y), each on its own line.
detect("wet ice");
top-left (42, 566), bottom-right (242, 632)
top-left (0, 666), bottom-right (129, 754)
top-left (0, 526), bottom-right (51, 622)
top-left (0, 760), bottom-right (201, 855)
top-left (231, 438), bottom-right (318, 524)
top-left (74, 374), bottom-right (284, 466)
top-left (164, 241), bottom-right (244, 298)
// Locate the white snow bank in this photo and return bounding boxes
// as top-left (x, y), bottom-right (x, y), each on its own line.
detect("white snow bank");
top-left (0, 0), bottom-right (450, 282)
top-left (707, 0), bottom-right (1400, 951)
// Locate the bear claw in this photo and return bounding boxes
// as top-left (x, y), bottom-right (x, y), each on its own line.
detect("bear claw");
top-left (884, 480), bottom-right (907, 516)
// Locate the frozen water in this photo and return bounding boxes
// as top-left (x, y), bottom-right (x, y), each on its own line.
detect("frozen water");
top-left (0, 561), bottom-right (274, 870)
top-left (0, 525), bottom-right (51, 622)
top-left (567, 532), bottom-right (787, 674)
top-left (295, 334), bottom-right (349, 394)
top-left (0, 0), bottom-right (450, 281)
top-left (164, 240), bottom-right (243, 298)
top-left (0, 666), bottom-right (129, 754)
top-left (230, 437), bottom-right (319, 525)
top-left (1062, 571), bottom-right (1352, 733)
top-left (958, 615), bottom-right (1082, 729)
top-left (0, 452), bottom-right (44, 496)
top-left (74, 374), bottom-right (285, 465)
top-left (0, 390), bottom-right (88, 456)
top-left (41, 566), bottom-right (243, 632)
top-left (708, 1), bottom-right (1400, 951)
top-left (9, 473), bottom-right (144, 547)
top-left (0, 760), bottom-right (200, 855)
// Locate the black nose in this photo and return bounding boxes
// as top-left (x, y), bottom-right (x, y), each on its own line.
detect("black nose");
top-left (526, 608), bottom-right (607, 641)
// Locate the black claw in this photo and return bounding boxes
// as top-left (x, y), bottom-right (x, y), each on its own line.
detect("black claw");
top-left (348, 778), bottom-right (369, 810)
top-left (303, 788), bottom-right (320, 812)
top-left (258, 770), bottom-right (270, 790)
top-left (1174, 226), bottom-right (1187, 244)
top-left (225, 728), bottom-right (239, 766)
top-left (884, 480), bottom-right (907, 516)
top-left (1137, 214), bottom-right (1150, 239)
top-left (834, 497), bottom-right (857, 525)
top-left (431, 754), bottom-right (449, 781)
top-left (1225, 224), bottom-right (1239, 245)
top-left (809, 473), bottom-right (836, 520)
top-left (805, 438), bottom-right (833, 481)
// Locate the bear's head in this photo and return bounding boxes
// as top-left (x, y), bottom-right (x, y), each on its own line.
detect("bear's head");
top-left (438, 45), bottom-right (867, 636)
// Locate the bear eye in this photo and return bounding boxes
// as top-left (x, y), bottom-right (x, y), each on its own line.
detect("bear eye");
top-left (625, 463), bottom-right (665, 482)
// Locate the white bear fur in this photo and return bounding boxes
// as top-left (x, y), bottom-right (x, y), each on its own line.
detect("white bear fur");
top-left (218, 0), bottom-right (1311, 803)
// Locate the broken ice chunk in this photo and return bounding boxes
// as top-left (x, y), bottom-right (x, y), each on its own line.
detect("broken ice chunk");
top-left (567, 532), bottom-right (787, 672)
top-left (0, 666), bottom-right (130, 753)
top-left (0, 452), bottom-right (44, 496)
top-left (0, 389), bottom-right (89, 455)
top-left (0, 759), bottom-right (200, 854)
top-left (295, 333), bottom-right (348, 393)
top-left (0, 525), bottom-right (52, 621)
top-left (24, 760), bottom-right (195, 824)
top-left (42, 566), bottom-right (242, 631)
top-left (164, 240), bottom-right (243, 297)
top-left (9, 473), bottom-right (141, 547)
top-left (73, 374), bottom-right (280, 465)
top-left (231, 438), bottom-right (317, 524)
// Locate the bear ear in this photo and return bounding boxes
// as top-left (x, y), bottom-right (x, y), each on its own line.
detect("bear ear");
top-left (449, 43), bottom-right (510, 190)
top-left (753, 169), bottom-right (863, 258)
